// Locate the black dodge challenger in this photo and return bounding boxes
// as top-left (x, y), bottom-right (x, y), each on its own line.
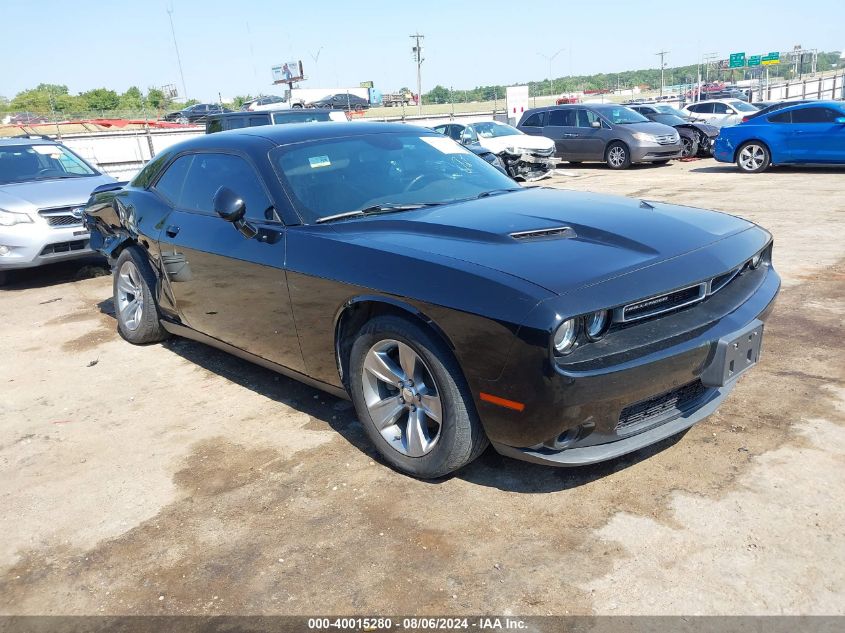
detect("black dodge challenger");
top-left (84, 122), bottom-right (780, 478)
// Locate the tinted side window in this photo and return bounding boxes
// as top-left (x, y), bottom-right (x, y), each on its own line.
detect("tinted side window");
top-left (768, 111), bottom-right (791, 124)
top-left (447, 125), bottom-right (463, 141)
top-left (225, 116), bottom-right (247, 130)
top-left (713, 103), bottom-right (729, 114)
top-left (548, 109), bottom-right (576, 126)
top-left (791, 107), bottom-right (840, 123)
top-left (576, 109), bottom-right (602, 128)
top-left (206, 119), bottom-right (223, 134)
top-left (521, 112), bottom-right (544, 127)
top-left (152, 155), bottom-right (194, 204)
top-left (248, 116), bottom-right (269, 127)
top-left (180, 153), bottom-right (273, 221)
top-left (433, 125), bottom-right (447, 134)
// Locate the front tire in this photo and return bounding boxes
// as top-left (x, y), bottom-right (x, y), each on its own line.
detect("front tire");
top-left (736, 142), bottom-right (771, 173)
top-left (680, 134), bottom-right (699, 158)
top-left (348, 315), bottom-right (488, 478)
top-left (605, 141), bottom-right (631, 169)
top-left (113, 247), bottom-right (169, 344)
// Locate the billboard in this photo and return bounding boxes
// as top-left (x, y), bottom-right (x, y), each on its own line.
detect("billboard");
top-left (506, 85), bottom-right (529, 125)
top-left (272, 60), bottom-right (304, 84)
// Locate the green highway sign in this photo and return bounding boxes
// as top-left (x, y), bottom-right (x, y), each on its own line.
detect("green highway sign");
top-left (761, 51), bottom-right (780, 66)
top-left (729, 52), bottom-right (746, 68)
top-left (748, 55), bottom-right (762, 67)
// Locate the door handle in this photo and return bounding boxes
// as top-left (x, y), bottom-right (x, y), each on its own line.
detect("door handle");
top-left (563, 133), bottom-right (578, 138)
top-left (165, 225), bottom-right (180, 238)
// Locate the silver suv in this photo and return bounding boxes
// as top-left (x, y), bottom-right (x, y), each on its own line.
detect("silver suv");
top-left (517, 104), bottom-right (682, 169)
top-left (0, 137), bottom-right (114, 285)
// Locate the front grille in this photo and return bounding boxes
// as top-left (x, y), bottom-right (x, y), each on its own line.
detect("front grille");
top-left (621, 283), bottom-right (705, 322)
top-left (618, 381), bottom-right (709, 431)
top-left (39, 239), bottom-right (88, 256)
top-left (39, 207), bottom-right (83, 228)
top-left (655, 134), bottom-right (679, 145)
top-left (529, 147), bottom-right (555, 158)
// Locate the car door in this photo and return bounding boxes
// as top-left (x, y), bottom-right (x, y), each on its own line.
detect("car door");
top-left (570, 109), bottom-right (607, 160)
top-left (711, 102), bottom-right (731, 125)
top-left (152, 151), bottom-right (305, 372)
top-left (788, 107), bottom-right (845, 162)
top-left (543, 108), bottom-right (579, 159)
top-left (688, 103), bottom-right (714, 123)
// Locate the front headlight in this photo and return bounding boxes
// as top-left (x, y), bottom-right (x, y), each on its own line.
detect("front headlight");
top-left (585, 310), bottom-right (610, 340)
top-left (0, 209), bottom-right (33, 227)
top-left (553, 318), bottom-right (578, 355)
top-left (631, 132), bottom-right (657, 143)
top-left (750, 251), bottom-right (763, 268)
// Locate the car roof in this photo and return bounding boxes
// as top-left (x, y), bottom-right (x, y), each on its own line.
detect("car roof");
top-left (209, 109), bottom-right (334, 118)
top-left (771, 100), bottom-right (843, 112)
top-left (0, 136), bottom-right (58, 147)
top-left (170, 121), bottom-right (436, 150)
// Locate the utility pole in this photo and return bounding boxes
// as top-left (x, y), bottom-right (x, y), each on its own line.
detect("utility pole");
top-left (167, 5), bottom-right (188, 101)
top-left (410, 33), bottom-right (424, 115)
top-left (655, 49), bottom-right (669, 97)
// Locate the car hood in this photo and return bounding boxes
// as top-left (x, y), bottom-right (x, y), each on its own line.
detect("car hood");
top-left (328, 188), bottom-right (754, 296)
top-left (479, 134), bottom-right (555, 154)
top-left (0, 175), bottom-right (115, 213)
top-left (684, 122), bottom-right (720, 137)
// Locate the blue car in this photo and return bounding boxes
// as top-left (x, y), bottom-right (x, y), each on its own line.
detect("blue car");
top-left (714, 101), bottom-right (845, 173)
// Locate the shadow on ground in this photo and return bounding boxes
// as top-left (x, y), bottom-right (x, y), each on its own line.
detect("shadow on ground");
top-left (1, 257), bottom-right (109, 291)
top-left (97, 296), bottom-right (687, 493)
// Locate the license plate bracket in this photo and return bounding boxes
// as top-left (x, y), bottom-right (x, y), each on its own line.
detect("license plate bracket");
top-left (700, 319), bottom-right (764, 387)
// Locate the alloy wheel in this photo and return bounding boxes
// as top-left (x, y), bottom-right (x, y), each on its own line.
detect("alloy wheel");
top-left (681, 136), bottom-right (694, 157)
top-left (361, 339), bottom-right (443, 457)
top-left (738, 144), bottom-right (766, 171)
top-left (116, 260), bottom-right (144, 331)
top-left (607, 146), bottom-right (626, 167)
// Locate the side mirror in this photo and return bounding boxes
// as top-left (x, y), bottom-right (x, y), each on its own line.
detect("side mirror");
top-left (213, 186), bottom-right (245, 222)
top-left (590, 120), bottom-right (602, 129)
top-left (835, 117), bottom-right (845, 125)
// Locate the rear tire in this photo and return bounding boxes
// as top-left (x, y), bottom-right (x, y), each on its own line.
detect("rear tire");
top-left (605, 141), bottom-right (631, 169)
top-left (736, 141), bottom-right (771, 173)
top-left (680, 134), bottom-right (699, 158)
top-left (113, 247), bottom-right (169, 344)
top-left (348, 315), bottom-right (488, 478)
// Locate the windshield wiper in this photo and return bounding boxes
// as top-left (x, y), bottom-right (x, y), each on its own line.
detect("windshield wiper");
top-left (474, 187), bottom-right (522, 199)
top-left (315, 202), bottom-right (442, 224)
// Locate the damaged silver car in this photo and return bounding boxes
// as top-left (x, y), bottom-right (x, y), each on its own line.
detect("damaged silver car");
top-left (433, 121), bottom-right (556, 181)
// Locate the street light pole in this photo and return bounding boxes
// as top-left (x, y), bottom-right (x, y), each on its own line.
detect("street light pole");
top-left (167, 5), bottom-right (188, 101)
top-left (538, 49), bottom-right (565, 97)
top-left (410, 33), bottom-right (424, 115)
top-left (655, 49), bottom-right (669, 97)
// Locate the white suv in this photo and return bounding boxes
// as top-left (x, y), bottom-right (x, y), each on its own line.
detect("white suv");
top-left (681, 99), bottom-right (759, 128)
top-left (0, 137), bottom-right (115, 285)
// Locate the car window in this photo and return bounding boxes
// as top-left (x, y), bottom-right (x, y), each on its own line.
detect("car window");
top-left (0, 144), bottom-right (97, 184)
top-left (178, 153), bottom-right (273, 221)
top-left (272, 111), bottom-right (331, 124)
top-left (521, 112), bottom-right (544, 127)
top-left (153, 154), bottom-right (194, 204)
top-left (447, 125), bottom-right (463, 141)
top-left (207, 118), bottom-right (223, 134)
top-left (713, 103), bottom-right (729, 114)
top-left (547, 109), bottom-right (576, 126)
top-left (768, 111), bottom-right (791, 124)
top-left (248, 116), bottom-right (269, 127)
top-left (461, 126), bottom-right (478, 142)
top-left (689, 103), bottom-right (713, 114)
top-left (225, 116), bottom-right (247, 130)
top-left (576, 109), bottom-right (602, 128)
top-left (791, 107), bottom-right (841, 123)
top-left (433, 125), bottom-right (448, 134)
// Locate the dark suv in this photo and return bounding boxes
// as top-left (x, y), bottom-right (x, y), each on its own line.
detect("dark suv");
top-left (163, 103), bottom-right (231, 124)
top-left (205, 109), bottom-right (346, 134)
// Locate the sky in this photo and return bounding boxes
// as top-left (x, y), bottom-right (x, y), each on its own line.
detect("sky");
top-left (1, 0), bottom-right (843, 102)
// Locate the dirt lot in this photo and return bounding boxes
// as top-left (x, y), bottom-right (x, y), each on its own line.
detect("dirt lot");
top-left (1, 160), bottom-right (843, 616)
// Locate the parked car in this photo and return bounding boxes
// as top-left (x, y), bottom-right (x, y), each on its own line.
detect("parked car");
top-left (741, 100), bottom-right (810, 123)
top-left (309, 93), bottom-right (371, 111)
top-left (629, 104), bottom-right (720, 156)
top-left (163, 103), bottom-right (231, 124)
top-left (0, 137), bottom-right (115, 285)
top-left (5, 112), bottom-right (49, 125)
top-left (84, 122), bottom-right (779, 477)
top-left (429, 126), bottom-right (507, 174)
top-left (206, 109), bottom-right (347, 134)
top-left (518, 104), bottom-right (682, 169)
top-left (433, 121), bottom-right (555, 180)
top-left (681, 99), bottom-right (758, 128)
top-left (241, 95), bottom-right (290, 112)
top-left (714, 101), bottom-right (845, 173)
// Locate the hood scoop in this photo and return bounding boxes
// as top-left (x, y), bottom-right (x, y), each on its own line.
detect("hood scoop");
top-left (510, 226), bottom-right (576, 241)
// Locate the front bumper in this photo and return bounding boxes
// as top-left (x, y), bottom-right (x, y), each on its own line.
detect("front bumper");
top-left (477, 261), bottom-right (780, 466)
top-left (631, 142), bottom-right (683, 163)
top-left (0, 222), bottom-right (93, 270)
